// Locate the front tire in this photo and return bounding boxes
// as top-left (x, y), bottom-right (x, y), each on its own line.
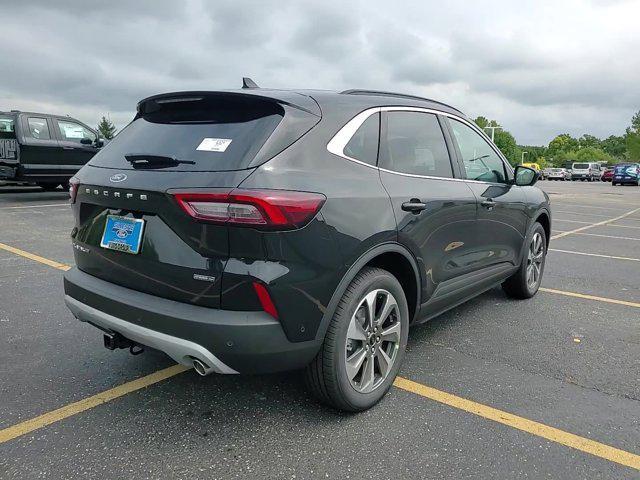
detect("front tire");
top-left (502, 222), bottom-right (547, 299)
top-left (305, 267), bottom-right (409, 411)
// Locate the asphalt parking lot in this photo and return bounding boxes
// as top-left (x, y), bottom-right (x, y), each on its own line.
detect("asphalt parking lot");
top-left (0, 180), bottom-right (639, 479)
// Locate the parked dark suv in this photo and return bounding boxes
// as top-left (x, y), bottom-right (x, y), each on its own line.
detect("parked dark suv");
top-left (0, 110), bottom-right (102, 190)
top-left (63, 82), bottom-right (550, 411)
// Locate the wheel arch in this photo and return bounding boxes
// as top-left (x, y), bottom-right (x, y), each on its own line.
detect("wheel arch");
top-left (533, 209), bottom-right (551, 248)
top-left (315, 243), bottom-right (421, 342)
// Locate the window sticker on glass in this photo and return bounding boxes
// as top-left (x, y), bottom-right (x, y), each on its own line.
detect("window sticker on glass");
top-left (196, 138), bottom-right (232, 152)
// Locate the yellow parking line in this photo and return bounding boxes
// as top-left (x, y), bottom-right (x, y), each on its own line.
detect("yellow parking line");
top-left (551, 207), bottom-right (640, 240)
top-left (0, 242), bottom-right (70, 271)
top-left (0, 364), bottom-right (189, 444)
top-left (549, 248), bottom-right (640, 262)
top-left (540, 287), bottom-right (640, 309)
top-left (394, 377), bottom-right (640, 471)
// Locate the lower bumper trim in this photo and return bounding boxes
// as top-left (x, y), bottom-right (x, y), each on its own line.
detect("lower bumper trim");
top-left (65, 295), bottom-right (238, 375)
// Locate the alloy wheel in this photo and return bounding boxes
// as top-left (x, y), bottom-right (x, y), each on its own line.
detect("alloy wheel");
top-left (345, 289), bottom-right (401, 394)
top-left (526, 232), bottom-right (544, 288)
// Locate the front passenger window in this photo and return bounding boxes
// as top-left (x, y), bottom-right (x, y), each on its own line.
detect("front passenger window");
top-left (449, 119), bottom-right (507, 183)
top-left (56, 120), bottom-right (96, 144)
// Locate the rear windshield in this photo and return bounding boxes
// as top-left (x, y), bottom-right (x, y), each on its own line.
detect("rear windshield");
top-left (89, 96), bottom-right (285, 172)
top-left (615, 164), bottom-right (638, 174)
top-left (0, 116), bottom-right (16, 139)
top-left (572, 163), bottom-right (589, 169)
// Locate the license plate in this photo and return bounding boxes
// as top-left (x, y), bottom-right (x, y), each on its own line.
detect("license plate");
top-left (100, 215), bottom-right (145, 254)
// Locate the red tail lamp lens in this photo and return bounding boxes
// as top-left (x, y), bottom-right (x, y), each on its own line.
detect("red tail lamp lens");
top-left (253, 282), bottom-right (278, 320)
top-left (69, 177), bottom-right (80, 204)
top-left (173, 189), bottom-right (326, 230)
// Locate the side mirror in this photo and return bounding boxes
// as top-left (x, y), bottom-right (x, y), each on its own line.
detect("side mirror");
top-left (514, 165), bottom-right (538, 186)
top-left (80, 137), bottom-right (93, 145)
top-left (95, 139), bottom-right (104, 148)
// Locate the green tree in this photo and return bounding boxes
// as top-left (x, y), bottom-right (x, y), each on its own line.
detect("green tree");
top-left (573, 146), bottom-right (614, 164)
top-left (547, 134), bottom-right (578, 158)
top-left (601, 135), bottom-right (626, 159)
top-left (578, 134), bottom-right (601, 149)
top-left (626, 132), bottom-right (640, 160)
top-left (519, 145), bottom-right (548, 164)
top-left (473, 116), bottom-right (489, 129)
top-left (493, 130), bottom-right (520, 165)
top-left (97, 115), bottom-right (117, 140)
top-left (631, 110), bottom-right (640, 133)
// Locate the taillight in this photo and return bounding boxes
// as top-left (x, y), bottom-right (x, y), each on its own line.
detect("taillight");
top-left (172, 189), bottom-right (326, 230)
top-left (253, 282), bottom-right (278, 320)
top-left (69, 177), bottom-right (79, 204)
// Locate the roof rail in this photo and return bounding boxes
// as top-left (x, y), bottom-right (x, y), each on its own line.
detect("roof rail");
top-left (340, 89), bottom-right (463, 114)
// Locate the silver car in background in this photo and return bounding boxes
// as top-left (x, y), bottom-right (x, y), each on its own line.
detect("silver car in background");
top-left (547, 167), bottom-right (571, 181)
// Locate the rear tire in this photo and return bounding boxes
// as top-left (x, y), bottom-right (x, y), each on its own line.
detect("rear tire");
top-left (305, 267), bottom-right (409, 412)
top-left (502, 222), bottom-right (546, 299)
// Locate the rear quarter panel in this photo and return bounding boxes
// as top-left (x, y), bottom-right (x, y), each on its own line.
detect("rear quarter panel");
top-left (237, 110), bottom-right (397, 341)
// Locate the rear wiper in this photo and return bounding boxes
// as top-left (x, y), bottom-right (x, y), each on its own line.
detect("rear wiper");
top-left (125, 154), bottom-right (195, 169)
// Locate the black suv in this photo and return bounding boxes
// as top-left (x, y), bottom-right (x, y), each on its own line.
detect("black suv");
top-left (63, 83), bottom-right (550, 411)
top-left (0, 110), bottom-right (102, 190)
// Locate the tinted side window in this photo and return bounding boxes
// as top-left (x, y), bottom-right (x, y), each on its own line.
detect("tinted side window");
top-left (449, 118), bottom-right (507, 183)
top-left (380, 111), bottom-right (452, 177)
top-left (27, 117), bottom-right (51, 140)
top-left (56, 120), bottom-right (96, 143)
top-left (343, 113), bottom-right (379, 165)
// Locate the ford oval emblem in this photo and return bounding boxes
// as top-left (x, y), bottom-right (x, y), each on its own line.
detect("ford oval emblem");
top-left (109, 173), bottom-right (127, 183)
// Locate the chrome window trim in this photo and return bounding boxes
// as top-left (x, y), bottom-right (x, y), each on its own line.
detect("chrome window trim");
top-left (326, 106), bottom-right (514, 185)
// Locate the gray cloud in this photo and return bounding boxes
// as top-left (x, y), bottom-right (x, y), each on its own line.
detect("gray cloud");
top-left (1, 0), bottom-right (639, 145)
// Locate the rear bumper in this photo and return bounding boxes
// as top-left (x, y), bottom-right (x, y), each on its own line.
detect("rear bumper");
top-left (63, 267), bottom-right (321, 374)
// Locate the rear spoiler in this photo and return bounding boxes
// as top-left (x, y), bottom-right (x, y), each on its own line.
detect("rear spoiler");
top-left (137, 90), bottom-right (321, 117)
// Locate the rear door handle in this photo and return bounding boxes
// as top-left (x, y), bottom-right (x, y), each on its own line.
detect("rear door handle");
top-left (481, 199), bottom-right (496, 210)
top-left (401, 199), bottom-right (428, 213)
top-left (62, 146), bottom-right (75, 150)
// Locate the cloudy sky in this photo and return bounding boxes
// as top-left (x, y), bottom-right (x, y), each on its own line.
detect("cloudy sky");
top-left (1, 0), bottom-right (639, 145)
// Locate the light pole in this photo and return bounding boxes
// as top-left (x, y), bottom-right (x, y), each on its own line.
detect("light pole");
top-left (521, 151), bottom-right (528, 164)
top-left (484, 125), bottom-right (502, 142)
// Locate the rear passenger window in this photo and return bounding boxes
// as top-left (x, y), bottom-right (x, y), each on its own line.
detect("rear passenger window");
top-left (27, 117), bottom-right (51, 140)
top-left (380, 111), bottom-right (452, 178)
top-left (343, 113), bottom-right (379, 165)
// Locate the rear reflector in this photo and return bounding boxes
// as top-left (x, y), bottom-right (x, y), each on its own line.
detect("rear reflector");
top-left (172, 189), bottom-right (325, 230)
top-left (253, 282), bottom-right (279, 320)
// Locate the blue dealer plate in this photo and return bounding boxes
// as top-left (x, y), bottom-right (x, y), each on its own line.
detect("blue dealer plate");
top-left (100, 215), bottom-right (145, 254)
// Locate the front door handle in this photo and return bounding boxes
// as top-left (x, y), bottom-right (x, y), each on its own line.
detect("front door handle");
top-left (481, 199), bottom-right (496, 210)
top-left (401, 199), bottom-right (428, 213)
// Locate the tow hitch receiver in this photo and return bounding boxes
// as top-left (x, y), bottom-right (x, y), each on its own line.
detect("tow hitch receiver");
top-left (103, 332), bottom-right (144, 355)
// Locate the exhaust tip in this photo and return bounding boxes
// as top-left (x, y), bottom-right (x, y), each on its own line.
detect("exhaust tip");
top-left (192, 358), bottom-right (208, 376)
